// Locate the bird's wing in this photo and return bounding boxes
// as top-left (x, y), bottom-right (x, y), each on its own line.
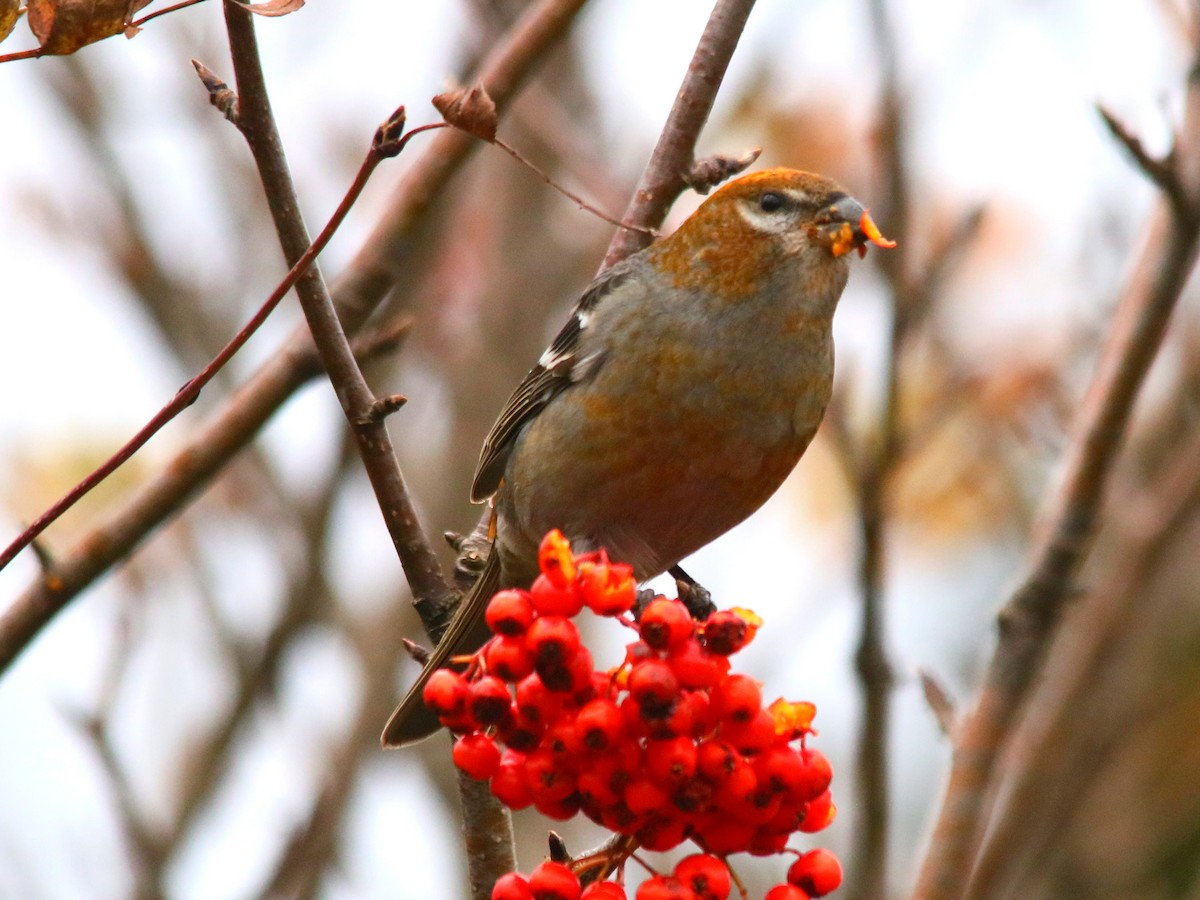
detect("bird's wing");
top-left (470, 263), bottom-right (635, 502)
top-left (380, 549), bottom-right (502, 747)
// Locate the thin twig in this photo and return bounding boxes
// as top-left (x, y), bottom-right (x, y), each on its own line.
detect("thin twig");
top-left (913, 57), bottom-right (1200, 900)
top-left (1098, 104), bottom-right (1191, 216)
top-left (0, 0), bottom-right (589, 677)
top-left (490, 136), bottom-right (659, 237)
top-left (848, 1), bottom-right (907, 895)
top-left (601, 0), bottom-right (759, 268)
top-left (131, 0), bottom-right (211, 28)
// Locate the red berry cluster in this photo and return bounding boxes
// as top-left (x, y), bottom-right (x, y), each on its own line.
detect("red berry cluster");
top-left (424, 531), bottom-right (841, 900)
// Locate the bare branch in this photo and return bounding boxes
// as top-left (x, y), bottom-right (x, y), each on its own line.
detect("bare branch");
top-left (601, 0), bottom-right (759, 268)
top-left (223, 3), bottom-right (450, 608)
top-left (848, 1), bottom-right (906, 894)
top-left (1098, 104), bottom-right (1191, 216)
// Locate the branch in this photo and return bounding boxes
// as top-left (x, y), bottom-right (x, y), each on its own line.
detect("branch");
top-left (1098, 104), bottom-right (1191, 216)
top-left (913, 65), bottom-right (1200, 900)
top-left (0, 0), bottom-right (589, 676)
top-left (222, 3), bottom-right (450, 607)
top-left (600, 0), bottom-right (759, 268)
top-left (847, 1), bottom-right (906, 894)
top-left (965, 419), bottom-right (1200, 897)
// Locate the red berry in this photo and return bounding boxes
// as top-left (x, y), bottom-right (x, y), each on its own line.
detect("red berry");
top-left (635, 875), bottom-right (694, 900)
top-left (534, 791), bottom-right (582, 821)
top-left (493, 872), bottom-right (534, 900)
top-left (747, 826), bottom-right (791, 856)
top-left (529, 860), bottom-right (581, 900)
top-left (639, 598), bottom-right (694, 650)
top-left (645, 737), bottom-right (698, 783)
top-left (539, 644), bottom-right (593, 693)
top-left (576, 698), bottom-right (624, 751)
top-left (543, 718), bottom-right (583, 758)
top-left (755, 745), bottom-right (807, 796)
top-left (787, 849), bottom-right (843, 897)
top-left (717, 708), bottom-right (776, 754)
top-left (701, 610), bottom-right (752, 656)
top-left (581, 883), bottom-right (627, 899)
top-left (491, 750), bottom-right (533, 810)
top-left (486, 589), bottom-right (536, 636)
top-left (624, 777), bottom-right (670, 816)
top-left (530, 572), bottom-right (585, 617)
top-left (798, 789), bottom-right (837, 833)
top-left (453, 733), bottom-right (501, 780)
top-left (422, 668), bottom-right (469, 718)
top-left (667, 640), bottom-right (727, 690)
top-left (763, 886), bottom-right (809, 900)
top-left (732, 787), bottom-right (784, 827)
top-left (673, 854), bottom-right (731, 900)
top-left (564, 644), bottom-right (596, 693)
top-left (635, 816), bottom-right (688, 852)
top-left (796, 748), bottom-right (833, 801)
top-left (696, 739), bottom-right (740, 781)
top-left (486, 635), bottom-right (536, 682)
top-left (516, 673), bottom-right (561, 724)
top-left (669, 776), bottom-right (713, 815)
top-left (577, 762), bottom-right (622, 807)
top-left (711, 760), bottom-right (757, 813)
top-left (527, 616), bottom-right (582, 668)
top-left (469, 675), bottom-right (514, 726)
top-left (523, 749), bottom-right (577, 803)
top-left (711, 674), bottom-right (762, 723)
top-left (693, 814), bottom-right (756, 855)
top-left (598, 799), bottom-right (643, 834)
top-left (498, 709), bottom-right (544, 753)
top-left (627, 659), bottom-right (679, 718)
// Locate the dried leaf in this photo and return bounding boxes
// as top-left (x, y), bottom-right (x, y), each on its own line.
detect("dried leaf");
top-left (432, 84), bottom-right (497, 143)
top-left (230, 0), bottom-right (304, 16)
top-left (26, 0), bottom-right (144, 55)
top-left (0, 0), bottom-right (20, 44)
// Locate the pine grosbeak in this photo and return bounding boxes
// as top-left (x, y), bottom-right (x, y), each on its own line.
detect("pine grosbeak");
top-left (383, 168), bottom-right (893, 746)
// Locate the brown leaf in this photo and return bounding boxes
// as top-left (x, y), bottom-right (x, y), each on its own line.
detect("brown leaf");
top-left (230, 0), bottom-right (304, 16)
top-left (0, 0), bottom-right (21, 44)
top-left (26, 0), bottom-right (144, 55)
top-left (432, 83), bottom-right (497, 143)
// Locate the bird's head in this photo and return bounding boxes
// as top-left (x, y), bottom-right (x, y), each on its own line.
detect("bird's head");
top-left (648, 168), bottom-right (895, 303)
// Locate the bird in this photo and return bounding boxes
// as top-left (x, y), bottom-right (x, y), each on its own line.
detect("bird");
top-left (382, 167), bottom-right (894, 747)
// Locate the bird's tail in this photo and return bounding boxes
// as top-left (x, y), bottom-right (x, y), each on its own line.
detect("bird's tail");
top-left (380, 550), bottom-right (502, 748)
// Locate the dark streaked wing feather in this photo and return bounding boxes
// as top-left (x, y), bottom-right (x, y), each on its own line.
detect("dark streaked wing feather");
top-left (380, 551), bottom-right (502, 747)
top-left (470, 265), bottom-right (632, 503)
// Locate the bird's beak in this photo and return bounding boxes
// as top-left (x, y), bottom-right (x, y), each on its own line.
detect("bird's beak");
top-left (814, 196), bottom-right (897, 259)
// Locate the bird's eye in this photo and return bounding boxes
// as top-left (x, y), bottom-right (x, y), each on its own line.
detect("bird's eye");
top-left (759, 192), bottom-right (785, 213)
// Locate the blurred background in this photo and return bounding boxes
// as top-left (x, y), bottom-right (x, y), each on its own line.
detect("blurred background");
top-left (1, 1), bottom-right (1198, 898)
